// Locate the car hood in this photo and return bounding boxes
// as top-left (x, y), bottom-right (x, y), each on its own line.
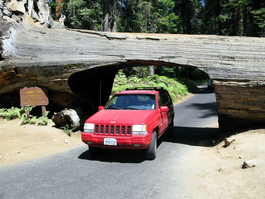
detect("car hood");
top-left (86, 109), bottom-right (156, 124)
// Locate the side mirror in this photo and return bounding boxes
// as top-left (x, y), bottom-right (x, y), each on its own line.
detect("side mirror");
top-left (98, 106), bottom-right (104, 111)
top-left (160, 106), bottom-right (169, 112)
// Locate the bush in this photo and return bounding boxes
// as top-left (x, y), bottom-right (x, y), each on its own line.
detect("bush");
top-left (112, 72), bottom-right (191, 102)
top-left (0, 106), bottom-right (51, 126)
top-left (0, 107), bottom-right (23, 121)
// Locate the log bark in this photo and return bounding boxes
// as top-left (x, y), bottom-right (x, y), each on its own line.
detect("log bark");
top-left (215, 81), bottom-right (265, 131)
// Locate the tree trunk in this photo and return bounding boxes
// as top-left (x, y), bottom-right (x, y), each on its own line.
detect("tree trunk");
top-left (103, 0), bottom-right (116, 32)
top-left (149, 66), bottom-right (154, 76)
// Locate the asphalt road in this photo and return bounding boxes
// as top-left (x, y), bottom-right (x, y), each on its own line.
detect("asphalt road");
top-left (0, 88), bottom-right (219, 199)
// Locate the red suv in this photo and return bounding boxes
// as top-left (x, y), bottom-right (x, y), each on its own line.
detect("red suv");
top-left (82, 87), bottom-right (174, 160)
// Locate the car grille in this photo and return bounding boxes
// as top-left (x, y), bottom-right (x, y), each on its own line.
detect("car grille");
top-left (95, 125), bottom-right (132, 136)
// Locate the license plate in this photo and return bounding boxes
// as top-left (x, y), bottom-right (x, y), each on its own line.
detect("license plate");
top-left (104, 138), bottom-right (117, 146)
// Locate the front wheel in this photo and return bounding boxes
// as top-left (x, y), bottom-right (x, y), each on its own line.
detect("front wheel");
top-left (145, 131), bottom-right (157, 160)
top-left (167, 120), bottom-right (174, 137)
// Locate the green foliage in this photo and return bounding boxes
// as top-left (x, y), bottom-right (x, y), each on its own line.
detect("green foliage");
top-left (0, 106), bottom-right (51, 126)
top-left (117, 0), bottom-right (178, 33)
top-left (202, 0), bottom-right (265, 36)
top-left (0, 107), bottom-right (23, 121)
top-left (20, 114), bottom-right (38, 125)
top-left (60, 124), bottom-right (72, 136)
top-left (51, 0), bottom-right (265, 37)
top-left (62, 0), bottom-right (103, 30)
top-left (37, 111), bottom-right (51, 126)
top-left (251, 8), bottom-right (265, 36)
top-left (112, 71), bottom-right (190, 102)
top-left (57, 0), bottom-right (265, 37)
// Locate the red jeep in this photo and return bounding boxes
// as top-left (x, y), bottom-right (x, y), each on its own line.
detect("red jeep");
top-left (82, 87), bottom-right (174, 160)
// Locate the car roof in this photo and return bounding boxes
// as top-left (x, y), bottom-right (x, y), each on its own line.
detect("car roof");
top-left (115, 89), bottom-right (158, 95)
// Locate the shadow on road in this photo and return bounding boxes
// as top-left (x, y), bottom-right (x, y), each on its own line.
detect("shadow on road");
top-left (78, 148), bottom-right (146, 163)
top-left (184, 102), bottom-right (218, 118)
top-left (163, 126), bottom-right (220, 147)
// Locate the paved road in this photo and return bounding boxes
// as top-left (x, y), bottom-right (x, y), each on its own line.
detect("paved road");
top-left (0, 88), bottom-right (219, 199)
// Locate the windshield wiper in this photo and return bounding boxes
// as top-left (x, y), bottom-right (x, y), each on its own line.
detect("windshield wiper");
top-left (106, 107), bottom-right (120, 109)
top-left (123, 107), bottom-right (139, 110)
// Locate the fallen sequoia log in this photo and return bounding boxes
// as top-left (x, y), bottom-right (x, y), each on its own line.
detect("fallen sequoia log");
top-left (1, 0), bottom-right (265, 131)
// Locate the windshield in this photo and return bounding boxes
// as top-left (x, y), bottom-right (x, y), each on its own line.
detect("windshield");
top-left (105, 94), bottom-right (156, 110)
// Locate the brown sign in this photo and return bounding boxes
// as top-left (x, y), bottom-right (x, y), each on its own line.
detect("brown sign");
top-left (20, 87), bottom-right (49, 106)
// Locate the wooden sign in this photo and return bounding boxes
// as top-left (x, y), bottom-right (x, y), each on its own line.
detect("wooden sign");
top-left (19, 87), bottom-right (49, 116)
top-left (20, 87), bottom-right (49, 106)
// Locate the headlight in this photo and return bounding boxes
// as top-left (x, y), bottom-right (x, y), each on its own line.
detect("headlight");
top-left (132, 124), bottom-right (148, 135)
top-left (84, 123), bottom-right (95, 133)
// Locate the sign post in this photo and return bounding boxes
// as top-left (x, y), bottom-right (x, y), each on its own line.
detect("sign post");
top-left (20, 87), bottom-right (49, 116)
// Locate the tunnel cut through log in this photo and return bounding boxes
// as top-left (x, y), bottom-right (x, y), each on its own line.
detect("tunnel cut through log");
top-left (68, 60), bottom-right (197, 110)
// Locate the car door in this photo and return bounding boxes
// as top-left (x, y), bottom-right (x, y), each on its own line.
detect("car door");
top-left (158, 92), bottom-right (169, 135)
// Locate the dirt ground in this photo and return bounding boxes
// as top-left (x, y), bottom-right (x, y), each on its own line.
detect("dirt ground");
top-left (0, 118), bottom-right (82, 166)
top-left (0, 119), bottom-right (264, 198)
top-left (190, 128), bottom-right (265, 198)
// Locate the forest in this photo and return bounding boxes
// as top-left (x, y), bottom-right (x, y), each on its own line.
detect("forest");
top-left (50, 0), bottom-right (265, 37)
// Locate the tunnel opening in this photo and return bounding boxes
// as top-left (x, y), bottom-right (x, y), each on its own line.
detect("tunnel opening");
top-left (68, 65), bottom-right (120, 112)
top-left (68, 60), bottom-right (211, 113)
top-left (68, 60), bottom-right (219, 146)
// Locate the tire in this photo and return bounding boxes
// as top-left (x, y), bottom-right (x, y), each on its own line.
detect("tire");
top-left (167, 120), bottom-right (174, 137)
top-left (89, 146), bottom-right (102, 156)
top-left (145, 131), bottom-right (157, 160)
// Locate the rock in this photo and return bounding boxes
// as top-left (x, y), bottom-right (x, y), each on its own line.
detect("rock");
top-left (51, 14), bottom-right (65, 29)
top-left (5, 0), bottom-right (26, 14)
top-left (223, 139), bottom-right (231, 147)
top-left (242, 160), bottom-right (256, 169)
top-left (218, 167), bottom-right (223, 172)
top-left (223, 138), bottom-right (235, 148)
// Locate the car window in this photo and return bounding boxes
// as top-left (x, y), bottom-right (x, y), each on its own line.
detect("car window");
top-left (105, 94), bottom-right (156, 110)
top-left (159, 91), bottom-right (171, 106)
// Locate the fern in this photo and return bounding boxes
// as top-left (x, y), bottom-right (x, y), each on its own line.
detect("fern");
top-left (37, 111), bottom-right (51, 126)
top-left (60, 124), bottom-right (72, 136)
top-left (0, 106), bottom-right (51, 126)
top-left (0, 107), bottom-right (22, 121)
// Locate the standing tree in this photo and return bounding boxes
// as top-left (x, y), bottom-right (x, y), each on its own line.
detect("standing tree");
top-left (250, 0), bottom-right (265, 37)
top-left (103, 0), bottom-right (117, 32)
top-left (202, 0), bottom-right (223, 35)
top-left (174, 0), bottom-right (202, 34)
top-left (117, 0), bottom-right (178, 33)
top-left (204, 0), bottom-right (265, 37)
top-left (62, 0), bottom-right (103, 30)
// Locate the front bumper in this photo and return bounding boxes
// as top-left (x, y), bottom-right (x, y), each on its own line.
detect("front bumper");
top-left (81, 133), bottom-right (152, 149)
